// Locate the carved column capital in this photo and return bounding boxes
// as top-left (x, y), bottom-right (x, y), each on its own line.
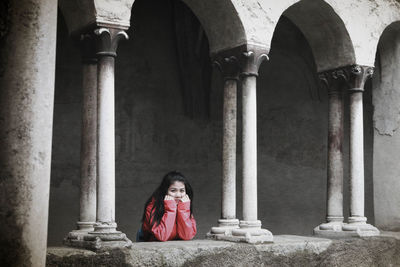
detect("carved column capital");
top-left (213, 44), bottom-right (269, 78)
top-left (319, 65), bottom-right (374, 94)
top-left (239, 45), bottom-right (269, 77)
top-left (318, 67), bottom-right (348, 95)
top-left (94, 28), bottom-right (129, 57)
top-left (346, 65), bottom-right (374, 93)
top-left (213, 55), bottom-right (240, 81)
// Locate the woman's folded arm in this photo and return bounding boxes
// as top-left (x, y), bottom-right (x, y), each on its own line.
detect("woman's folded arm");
top-left (145, 200), bottom-right (177, 241)
top-left (176, 201), bottom-right (197, 240)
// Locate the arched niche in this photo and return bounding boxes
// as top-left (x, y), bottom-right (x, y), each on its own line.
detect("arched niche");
top-left (257, 14), bottom-right (328, 236)
top-left (282, 0), bottom-right (355, 72)
top-left (372, 21), bottom-right (400, 231)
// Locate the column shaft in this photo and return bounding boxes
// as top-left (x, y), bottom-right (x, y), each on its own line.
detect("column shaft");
top-left (242, 75), bottom-right (258, 222)
top-left (209, 55), bottom-right (240, 237)
top-left (84, 28), bottom-right (131, 249)
top-left (327, 89), bottom-right (344, 221)
top-left (231, 46), bottom-right (272, 243)
top-left (349, 91), bottom-right (365, 219)
top-left (97, 56), bottom-right (116, 223)
top-left (80, 62), bottom-right (98, 226)
top-left (0, 0), bottom-right (58, 265)
top-left (342, 65), bottom-right (378, 236)
top-left (222, 79), bottom-right (237, 219)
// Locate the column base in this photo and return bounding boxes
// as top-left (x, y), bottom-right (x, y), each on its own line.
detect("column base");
top-left (63, 221), bottom-right (96, 247)
top-left (231, 220), bottom-right (273, 244)
top-left (313, 217), bottom-right (347, 238)
top-left (313, 222), bottom-right (350, 238)
top-left (209, 218), bottom-right (240, 236)
top-left (65, 222), bottom-right (132, 251)
top-left (77, 221), bottom-right (96, 231)
top-left (206, 219), bottom-right (239, 240)
top-left (342, 217), bottom-right (380, 237)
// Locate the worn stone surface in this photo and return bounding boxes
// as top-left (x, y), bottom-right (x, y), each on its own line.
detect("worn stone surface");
top-left (0, 0), bottom-right (58, 266)
top-left (94, 0), bottom-right (135, 28)
top-left (47, 235), bottom-right (400, 266)
top-left (326, 87), bottom-right (344, 222)
top-left (241, 75), bottom-right (258, 222)
top-left (372, 21), bottom-right (400, 231)
top-left (187, 0), bottom-right (400, 68)
top-left (221, 79), bottom-right (237, 220)
top-left (58, 0), bottom-right (135, 34)
top-left (327, 0), bottom-right (400, 67)
top-left (349, 91), bottom-right (366, 220)
top-left (59, 0), bottom-right (400, 69)
top-left (79, 61), bottom-right (97, 227)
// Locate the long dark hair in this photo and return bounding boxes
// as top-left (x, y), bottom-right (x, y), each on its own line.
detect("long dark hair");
top-left (141, 171), bottom-right (194, 227)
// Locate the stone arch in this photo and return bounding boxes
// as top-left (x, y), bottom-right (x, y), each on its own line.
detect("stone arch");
top-left (59, 0), bottom-right (249, 54)
top-left (327, 0), bottom-right (400, 68)
top-left (175, 0), bottom-right (247, 54)
top-left (58, 0), bottom-right (96, 35)
top-left (371, 21), bottom-right (400, 232)
top-left (280, 0), bottom-right (355, 72)
top-left (58, 0), bottom-right (135, 35)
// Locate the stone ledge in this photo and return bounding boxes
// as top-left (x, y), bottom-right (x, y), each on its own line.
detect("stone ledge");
top-left (47, 234), bottom-right (400, 267)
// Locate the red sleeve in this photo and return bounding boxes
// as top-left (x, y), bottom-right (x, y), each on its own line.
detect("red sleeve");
top-left (176, 201), bottom-right (197, 240)
top-left (144, 200), bottom-right (177, 242)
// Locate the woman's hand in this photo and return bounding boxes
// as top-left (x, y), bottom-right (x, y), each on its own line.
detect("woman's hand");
top-left (164, 195), bottom-right (174, 201)
top-left (180, 194), bottom-right (190, 202)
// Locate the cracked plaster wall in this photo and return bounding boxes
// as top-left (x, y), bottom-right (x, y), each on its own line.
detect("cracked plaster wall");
top-left (373, 22), bottom-right (400, 231)
top-left (210, 0), bottom-right (400, 69)
top-left (325, 0), bottom-right (400, 66)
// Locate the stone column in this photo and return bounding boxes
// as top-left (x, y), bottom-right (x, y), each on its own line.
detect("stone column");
top-left (342, 65), bottom-right (379, 236)
top-left (79, 36), bottom-right (98, 232)
top-left (209, 55), bottom-right (240, 238)
top-left (0, 0), bottom-right (58, 266)
top-left (65, 35), bottom-right (98, 245)
top-left (314, 69), bottom-right (345, 237)
top-left (84, 27), bottom-right (132, 250)
top-left (231, 46), bottom-right (273, 243)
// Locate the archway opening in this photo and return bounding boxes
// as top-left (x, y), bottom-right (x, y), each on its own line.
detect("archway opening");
top-left (114, 0), bottom-right (220, 239)
top-left (257, 15), bottom-right (327, 235)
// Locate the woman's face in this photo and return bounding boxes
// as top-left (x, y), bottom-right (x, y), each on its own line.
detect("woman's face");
top-left (167, 181), bottom-right (186, 200)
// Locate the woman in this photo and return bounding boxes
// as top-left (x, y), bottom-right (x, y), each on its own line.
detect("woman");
top-left (139, 171), bottom-right (196, 241)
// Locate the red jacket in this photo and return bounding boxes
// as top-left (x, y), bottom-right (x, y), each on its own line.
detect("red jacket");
top-left (142, 199), bottom-right (196, 241)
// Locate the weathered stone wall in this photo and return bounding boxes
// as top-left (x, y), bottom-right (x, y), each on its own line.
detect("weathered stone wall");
top-left (46, 236), bottom-right (400, 267)
top-left (372, 22), bottom-right (400, 231)
top-left (48, 0), bottom-right (375, 245)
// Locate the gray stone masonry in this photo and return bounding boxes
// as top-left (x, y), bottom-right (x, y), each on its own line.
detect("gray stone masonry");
top-left (47, 234), bottom-right (400, 267)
